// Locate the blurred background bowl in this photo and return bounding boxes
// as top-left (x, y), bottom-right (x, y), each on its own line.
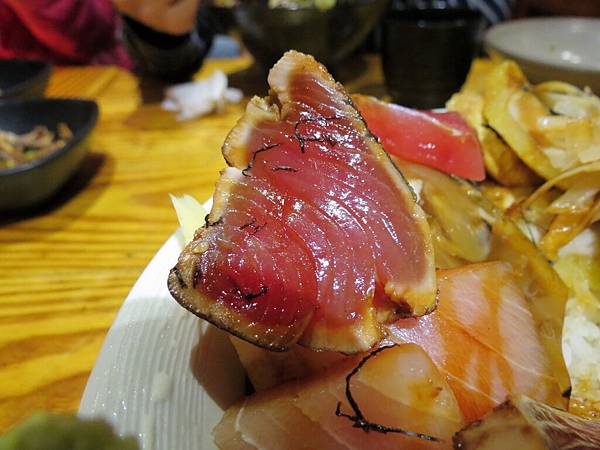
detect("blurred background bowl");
top-left (484, 17), bottom-right (600, 93)
top-left (0, 98), bottom-right (98, 212)
top-left (232, 0), bottom-right (388, 69)
top-left (382, 6), bottom-right (484, 108)
top-left (0, 59), bottom-right (51, 99)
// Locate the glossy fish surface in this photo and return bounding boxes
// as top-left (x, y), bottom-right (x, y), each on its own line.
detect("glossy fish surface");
top-left (387, 262), bottom-right (565, 422)
top-left (168, 51), bottom-right (436, 352)
top-left (213, 344), bottom-right (464, 450)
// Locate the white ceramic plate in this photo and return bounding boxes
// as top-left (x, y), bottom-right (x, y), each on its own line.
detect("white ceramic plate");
top-left (79, 201), bottom-right (246, 450)
top-left (484, 17), bottom-right (600, 92)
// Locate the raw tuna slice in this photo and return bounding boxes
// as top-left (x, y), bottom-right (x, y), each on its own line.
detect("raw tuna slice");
top-left (387, 262), bottom-right (565, 423)
top-left (168, 51), bottom-right (435, 352)
top-left (353, 95), bottom-right (485, 181)
top-left (213, 344), bottom-right (464, 450)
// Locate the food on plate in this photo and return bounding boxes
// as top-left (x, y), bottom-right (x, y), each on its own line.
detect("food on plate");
top-left (554, 226), bottom-right (600, 418)
top-left (484, 61), bottom-right (599, 180)
top-left (353, 94), bottom-right (485, 181)
top-left (230, 336), bottom-right (350, 391)
top-left (448, 56), bottom-right (600, 289)
top-left (227, 164), bottom-right (569, 402)
top-left (0, 123), bottom-right (72, 170)
top-left (387, 262), bottom-right (565, 423)
top-left (482, 62), bottom-right (561, 180)
top-left (534, 81), bottom-right (600, 119)
top-left (228, 260), bottom-right (567, 422)
top-left (447, 58), bottom-right (600, 417)
top-left (457, 58), bottom-right (498, 96)
top-left (479, 161), bottom-right (600, 403)
top-left (520, 161), bottom-right (600, 260)
top-left (446, 90), bottom-right (540, 187)
top-left (486, 216), bottom-right (570, 394)
top-left (446, 58), bottom-right (540, 187)
top-left (162, 51), bottom-right (600, 448)
top-left (394, 160), bottom-right (491, 268)
top-left (382, 161), bottom-right (570, 395)
top-left (448, 59), bottom-right (600, 188)
top-left (213, 344), bottom-right (464, 450)
top-left (168, 51), bottom-right (436, 353)
top-left (453, 395), bottom-right (600, 449)
top-left (170, 193), bottom-right (208, 243)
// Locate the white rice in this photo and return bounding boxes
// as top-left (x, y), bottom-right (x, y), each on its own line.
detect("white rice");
top-left (560, 227), bottom-right (600, 408)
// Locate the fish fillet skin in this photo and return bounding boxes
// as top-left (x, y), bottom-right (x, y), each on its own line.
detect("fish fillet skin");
top-left (168, 51), bottom-right (435, 352)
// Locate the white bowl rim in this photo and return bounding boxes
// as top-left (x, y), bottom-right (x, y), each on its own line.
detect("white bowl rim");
top-left (484, 16), bottom-right (600, 73)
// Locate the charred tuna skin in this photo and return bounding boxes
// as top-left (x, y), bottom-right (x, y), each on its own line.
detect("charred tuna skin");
top-left (168, 51), bottom-right (436, 353)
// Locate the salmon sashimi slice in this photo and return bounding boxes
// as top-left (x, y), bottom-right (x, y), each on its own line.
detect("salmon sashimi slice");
top-left (213, 344), bottom-right (464, 450)
top-left (387, 261), bottom-right (565, 423)
top-left (168, 51), bottom-right (435, 352)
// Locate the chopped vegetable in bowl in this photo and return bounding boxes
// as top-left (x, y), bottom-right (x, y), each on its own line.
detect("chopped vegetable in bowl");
top-left (0, 123), bottom-right (72, 170)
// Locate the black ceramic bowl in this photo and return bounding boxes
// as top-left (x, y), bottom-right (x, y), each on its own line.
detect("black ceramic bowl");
top-left (0, 98), bottom-right (99, 212)
top-left (0, 59), bottom-right (51, 99)
top-left (233, 0), bottom-right (388, 69)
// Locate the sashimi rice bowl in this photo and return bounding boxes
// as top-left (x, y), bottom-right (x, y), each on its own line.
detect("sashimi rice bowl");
top-left (163, 51), bottom-right (599, 449)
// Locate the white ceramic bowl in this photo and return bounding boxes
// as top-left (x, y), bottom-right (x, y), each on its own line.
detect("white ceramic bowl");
top-left (484, 17), bottom-right (600, 93)
top-left (78, 199), bottom-right (246, 450)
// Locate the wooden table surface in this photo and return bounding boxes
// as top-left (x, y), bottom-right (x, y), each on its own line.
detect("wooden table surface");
top-left (0, 54), bottom-right (385, 432)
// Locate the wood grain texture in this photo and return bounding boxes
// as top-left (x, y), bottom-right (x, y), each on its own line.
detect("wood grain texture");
top-left (0, 55), bottom-right (385, 432)
top-left (0, 59), bottom-right (253, 431)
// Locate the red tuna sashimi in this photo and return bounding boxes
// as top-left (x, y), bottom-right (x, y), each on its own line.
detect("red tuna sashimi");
top-left (353, 95), bottom-right (485, 181)
top-left (386, 262), bottom-right (565, 423)
top-left (213, 344), bottom-right (464, 450)
top-left (168, 51), bottom-right (436, 352)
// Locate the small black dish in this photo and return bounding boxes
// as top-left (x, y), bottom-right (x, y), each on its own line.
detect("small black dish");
top-left (0, 98), bottom-right (99, 212)
top-left (0, 59), bottom-right (52, 99)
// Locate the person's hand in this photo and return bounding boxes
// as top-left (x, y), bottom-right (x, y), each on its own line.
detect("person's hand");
top-left (113, 0), bottom-right (201, 35)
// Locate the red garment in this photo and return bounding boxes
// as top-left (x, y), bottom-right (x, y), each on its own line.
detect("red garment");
top-left (0, 0), bottom-right (132, 68)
